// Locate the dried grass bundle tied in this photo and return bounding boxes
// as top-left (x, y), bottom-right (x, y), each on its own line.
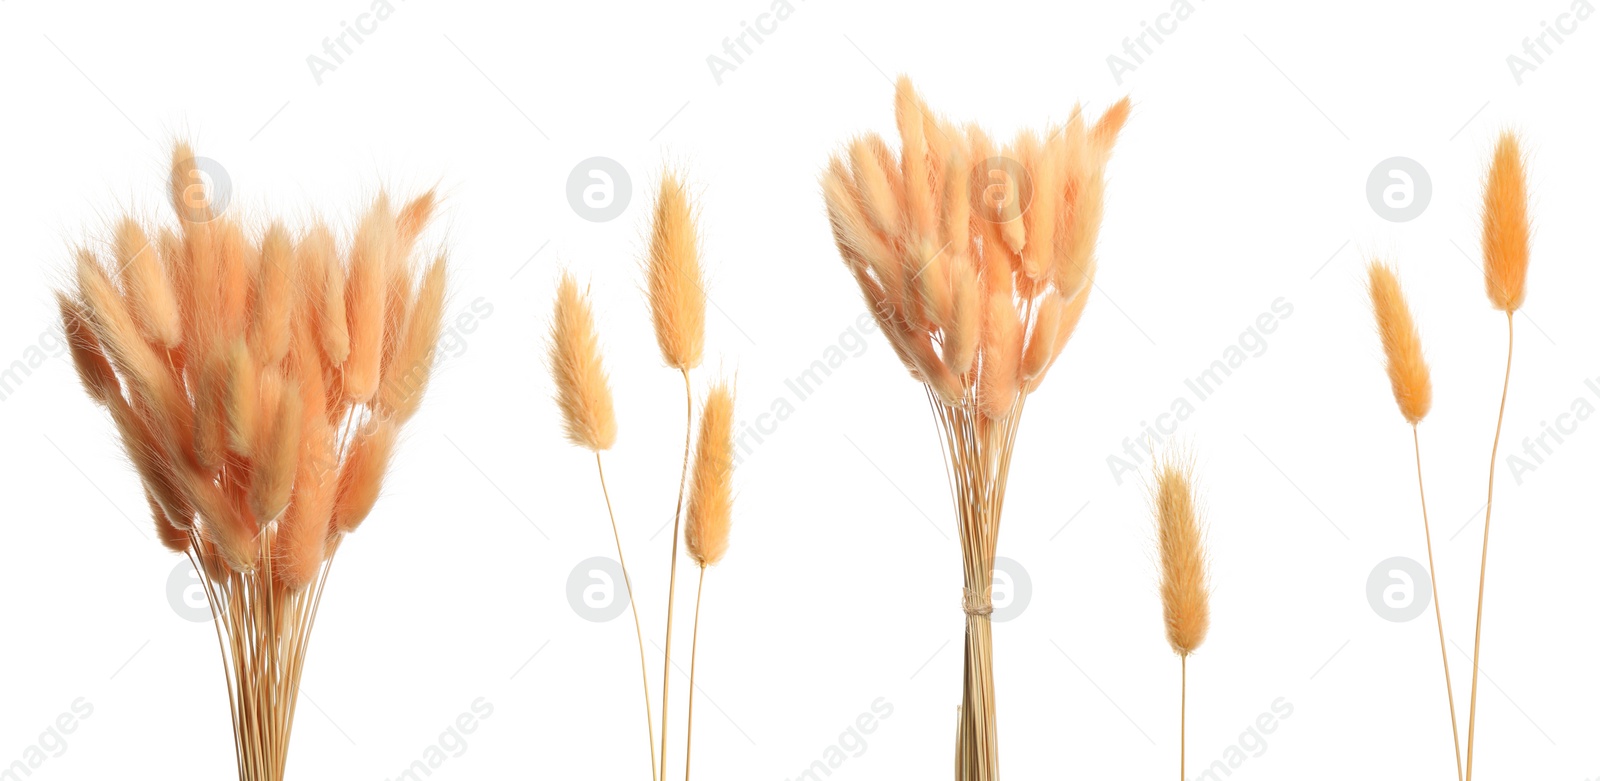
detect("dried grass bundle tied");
top-left (821, 76), bottom-right (1128, 779)
top-left (59, 144), bottom-right (447, 781)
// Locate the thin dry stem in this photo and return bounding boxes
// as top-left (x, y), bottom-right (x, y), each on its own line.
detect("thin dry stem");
top-left (660, 367), bottom-right (692, 781)
top-left (1413, 425), bottom-right (1463, 781)
top-left (597, 454), bottom-right (658, 781)
top-left (684, 566), bottom-right (707, 781)
top-left (1465, 312), bottom-right (1513, 781)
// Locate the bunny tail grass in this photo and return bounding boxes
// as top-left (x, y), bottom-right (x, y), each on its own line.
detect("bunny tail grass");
top-left (686, 382), bottom-right (735, 569)
top-left (1367, 259), bottom-right (1460, 779)
top-left (1466, 132), bottom-right (1531, 781)
top-left (683, 381), bottom-right (735, 780)
top-left (1152, 449), bottom-right (1209, 781)
top-left (647, 171), bottom-right (706, 371)
top-left (1481, 132), bottom-right (1529, 313)
top-left (1367, 261), bottom-right (1432, 425)
top-left (1154, 451), bottom-right (1209, 657)
top-left (549, 272), bottom-right (618, 452)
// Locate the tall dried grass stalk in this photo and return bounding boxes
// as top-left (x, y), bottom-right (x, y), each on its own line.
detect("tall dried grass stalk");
top-left (822, 76), bottom-right (1128, 779)
top-left (1151, 448), bottom-right (1209, 781)
top-left (1366, 259), bottom-right (1461, 780)
top-left (549, 273), bottom-right (655, 778)
top-left (59, 144), bottom-right (446, 781)
top-left (683, 381), bottom-right (734, 780)
top-left (1465, 131), bottom-right (1531, 781)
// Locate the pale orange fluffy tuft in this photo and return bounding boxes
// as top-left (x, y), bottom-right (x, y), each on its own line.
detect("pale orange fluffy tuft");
top-left (343, 196), bottom-right (393, 402)
top-left (1481, 131), bottom-right (1530, 312)
top-left (114, 217), bottom-right (182, 348)
top-left (378, 254), bottom-right (447, 422)
top-left (549, 272), bottom-right (618, 451)
top-left (686, 381), bottom-right (735, 568)
top-left (646, 172), bottom-right (707, 371)
top-left (1367, 261), bottom-right (1432, 425)
top-left (1153, 450), bottom-right (1210, 657)
top-left (333, 416), bottom-right (398, 534)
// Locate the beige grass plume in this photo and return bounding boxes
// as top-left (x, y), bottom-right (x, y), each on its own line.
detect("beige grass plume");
top-left (1151, 447), bottom-right (1210, 781)
top-left (685, 381), bottom-right (734, 568)
top-left (1153, 451), bottom-right (1209, 657)
top-left (1367, 261), bottom-right (1432, 424)
top-left (1365, 258), bottom-right (1462, 779)
top-left (549, 272), bottom-right (617, 452)
top-left (683, 379), bottom-right (735, 780)
top-left (1481, 131), bottom-right (1529, 312)
top-left (647, 171), bottom-right (706, 371)
top-left (57, 142), bottom-right (448, 781)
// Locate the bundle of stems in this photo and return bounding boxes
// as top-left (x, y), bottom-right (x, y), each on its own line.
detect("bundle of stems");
top-left (820, 76), bottom-right (1129, 779)
top-left (549, 170), bottom-right (737, 780)
top-left (1363, 131), bottom-right (1531, 781)
top-left (58, 144), bottom-right (448, 781)
top-left (1150, 448), bottom-right (1210, 781)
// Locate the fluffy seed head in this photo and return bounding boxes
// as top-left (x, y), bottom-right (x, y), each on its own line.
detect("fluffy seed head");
top-left (647, 172), bottom-right (706, 370)
top-left (333, 416), bottom-right (398, 534)
top-left (379, 254), bottom-right (448, 422)
top-left (1153, 449), bottom-right (1210, 657)
top-left (549, 273), bottom-right (618, 451)
top-left (114, 217), bottom-right (182, 348)
top-left (58, 294), bottom-right (120, 406)
top-left (1367, 261), bottom-right (1432, 424)
top-left (249, 224), bottom-right (295, 365)
top-left (343, 195), bottom-right (393, 402)
top-left (1481, 131), bottom-right (1530, 312)
top-left (686, 381), bottom-right (735, 568)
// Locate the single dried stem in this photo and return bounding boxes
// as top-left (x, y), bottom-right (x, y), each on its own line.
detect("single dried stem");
top-left (660, 368), bottom-right (692, 781)
top-left (1465, 312), bottom-right (1513, 781)
top-left (684, 566), bottom-right (707, 781)
top-left (1181, 655), bottom-right (1187, 781)
top-left (1413, 425), bottom-right (1463, 781)
top-left (597, 453), bottom-right (658, 781)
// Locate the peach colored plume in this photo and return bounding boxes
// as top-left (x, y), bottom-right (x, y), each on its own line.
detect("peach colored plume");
top-left (647, 171), bottom-right (706, 371)
top-left (686, 381), bottom-right (735, 568)
top-left (1481, 131), bottom-right (1530, 312)
top-left (1153, 450), bottom-right (1210, 657)
top-left (549, 272), bottom-right (618, 452)
top-left (1367, 261), bottom-right (1432, 425)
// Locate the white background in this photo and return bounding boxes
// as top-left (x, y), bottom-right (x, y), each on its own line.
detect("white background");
top-left (1, 0), bottom-right (1597, 779)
